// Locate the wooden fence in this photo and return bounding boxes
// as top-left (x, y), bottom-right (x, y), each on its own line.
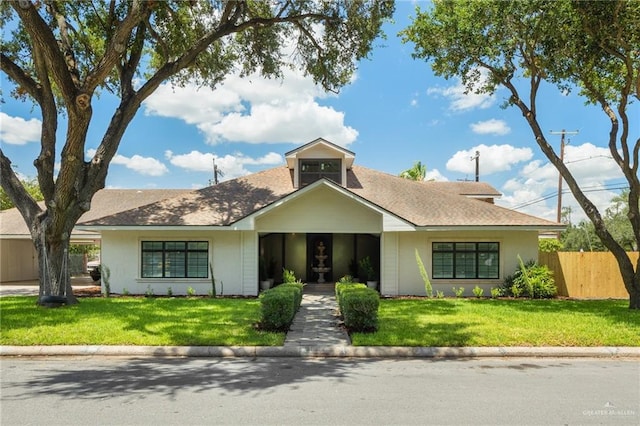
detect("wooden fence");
top-left (538, 251), bottom-right (639, 299)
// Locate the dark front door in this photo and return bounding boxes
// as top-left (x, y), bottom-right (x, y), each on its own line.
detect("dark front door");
top-left (307, 233), bottom-right (333, 283)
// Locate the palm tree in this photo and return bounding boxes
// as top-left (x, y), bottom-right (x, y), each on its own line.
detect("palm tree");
top-left (399, 161), bottom-right (427, 181)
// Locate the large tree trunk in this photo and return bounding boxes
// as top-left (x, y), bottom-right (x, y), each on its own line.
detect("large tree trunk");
top-left (32, 212), bottom-right (79, 306)
top-left (621, 258), bottom-right (640, 309)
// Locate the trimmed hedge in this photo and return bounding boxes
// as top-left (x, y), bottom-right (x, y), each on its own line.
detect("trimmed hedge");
top-left (335, 282), bottom-right (367, 309)
top-left (259, 282), bottom-right (304, 331)
top-left (335, 283), bottom-right (379, 332)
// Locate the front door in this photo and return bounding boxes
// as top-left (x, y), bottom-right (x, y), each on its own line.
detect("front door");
top-left (307, 233), bottom-right (333, 283)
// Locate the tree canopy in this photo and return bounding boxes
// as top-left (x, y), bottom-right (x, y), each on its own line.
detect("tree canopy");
top-left (0, 0), bottom-right (394, 304)
top-left (402, 0), bottom-right (640, 308)
top-left (399, 161), bottom-right (427, 181)
top-left (0, 176), bottom-right (42, 210)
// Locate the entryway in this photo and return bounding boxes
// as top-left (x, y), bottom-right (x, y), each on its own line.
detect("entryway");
top-left (259, 232), bottom-right (380, 285)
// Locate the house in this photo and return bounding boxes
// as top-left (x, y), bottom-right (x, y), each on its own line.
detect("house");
top-left (0, 189), bottom-right (190, 282)
top-left (77, 138), bottom-right (563, 296)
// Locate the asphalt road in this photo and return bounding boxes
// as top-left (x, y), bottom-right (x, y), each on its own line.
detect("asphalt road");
top-left (1, 357), bottom-right (638, 425)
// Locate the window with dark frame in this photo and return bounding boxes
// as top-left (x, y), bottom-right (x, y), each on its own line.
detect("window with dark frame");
top-left (432, 242), bottom-right (499, 279)
top-left (141, 241), bottom-right (208, 278)
top-left (299, 159), bottom-right (342, 186)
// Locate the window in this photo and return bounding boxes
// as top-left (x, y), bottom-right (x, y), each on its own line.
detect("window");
top-left (432, 242), bottom-right (499, 279)
top-left (141, 241), bottom-right (208, 278)
top-left (299, 159), bottom-right (341, 186)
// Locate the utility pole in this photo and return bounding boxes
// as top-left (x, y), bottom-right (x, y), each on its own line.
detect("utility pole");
top-left (550, 129), bottom-right (579, 224)
top-left (470, 151), bottom-right (480, 182)
top-left (208, 158), bottom-right (224, 186)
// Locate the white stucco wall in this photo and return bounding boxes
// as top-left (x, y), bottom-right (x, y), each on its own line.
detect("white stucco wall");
top-left (0, 239), bottom-right (38, 282)
top-left (386, 229), bottom-right (539, 296)
top-left (255, 185), bottom-right (381, 234)
top-left (100, 230), bottom-right (257, 296)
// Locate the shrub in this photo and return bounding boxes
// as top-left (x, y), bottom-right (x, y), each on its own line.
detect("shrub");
top-left (338, 275), bottom-right (354, 283)
top-left (187, 286), bottom-right (196, 297)
top-left (335, 282), bottom-right (367, 313)
top-left (260, 290), bottom-right (295, 331)
top-left (340, 287), bottom-right (379, 332)
top-left (259, 282), bottom-right (304, 331)
top-left (490, 287), bottom-right (501, 299)
top-left (277, 282), bottom-right (304, 311)
top-left (504, 258), bottom-right (557, 299)
top-left (472, 286), bottom-right (484, 298)
top-left (539, 239), bottom-right (563, 253)
top-left (282, 268), bottom-right (297, 283)
top-left (452, 286), bottom-right (465, 298)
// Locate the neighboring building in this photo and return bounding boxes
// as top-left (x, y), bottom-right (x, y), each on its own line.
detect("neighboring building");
top-left (78, 138), bottom-right (563, 296)
top-left (0, 189), bottom-right (190, 282)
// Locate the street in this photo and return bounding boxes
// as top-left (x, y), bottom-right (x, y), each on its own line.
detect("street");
top-left (1, 357), bottom-right (638, 425)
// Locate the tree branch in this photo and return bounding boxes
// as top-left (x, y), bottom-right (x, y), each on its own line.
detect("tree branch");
top-left (0, 53), bottom-right (41, 102)
top-left (83, 0), bottom-right (150, 95)
top-left (0, 149), bottom-right (42, 232)
top-left (11, 0), bottom-right (77, 108)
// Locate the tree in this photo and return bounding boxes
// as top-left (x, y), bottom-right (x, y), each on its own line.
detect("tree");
top-left (0, 0), bottom-right (394, 305)
top-left (0, 177), bottom-right (43, 210)
top-left (399, 161), bottom-right (427, 181)
top-left (402, 0), bottom-right (640, 308)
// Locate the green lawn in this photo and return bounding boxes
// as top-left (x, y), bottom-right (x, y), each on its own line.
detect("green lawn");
top-left (0, 296), bottom-right (284, 346)
top-left (350, 299), bottom-right (640, 347)
top-left (2, 296), bottom-right (639, 347)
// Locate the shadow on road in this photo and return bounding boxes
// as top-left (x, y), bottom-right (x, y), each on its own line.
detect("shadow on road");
top-left (3, 357), bottom-right (386, 400)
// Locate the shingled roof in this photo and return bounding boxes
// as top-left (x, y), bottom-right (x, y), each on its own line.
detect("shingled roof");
top-left (0, 189), bottom-right (190, 238)
top-left (79, 165), bottom-right (560, 229)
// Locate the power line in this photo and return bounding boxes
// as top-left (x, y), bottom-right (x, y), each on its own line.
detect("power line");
top-left (511, 183), bottom-right (629, 210)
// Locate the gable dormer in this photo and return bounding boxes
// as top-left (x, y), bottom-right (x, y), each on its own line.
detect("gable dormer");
top-left (285, 138), bottom-right (355, 188)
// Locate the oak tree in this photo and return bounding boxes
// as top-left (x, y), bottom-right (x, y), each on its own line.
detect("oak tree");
top-left (0, 0), bottom-right (394, 305)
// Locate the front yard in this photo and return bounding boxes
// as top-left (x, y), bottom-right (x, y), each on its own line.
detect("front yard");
top-left (351, 299), bottom-right (640, 347)
top-left (1, 296), bottom-right (639, 347)
top-left (0, 296), bottom-right (284, 346)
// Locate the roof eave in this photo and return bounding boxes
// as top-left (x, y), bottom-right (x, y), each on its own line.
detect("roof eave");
top-left (414, 225), bottom-right (566, 232)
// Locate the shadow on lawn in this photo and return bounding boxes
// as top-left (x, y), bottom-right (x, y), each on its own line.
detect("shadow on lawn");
top-left (3, 357), bottom-right (382, 401)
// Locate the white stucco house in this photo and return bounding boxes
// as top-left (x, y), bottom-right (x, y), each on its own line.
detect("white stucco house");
top-left (77, 138), bottom-right (563, 296)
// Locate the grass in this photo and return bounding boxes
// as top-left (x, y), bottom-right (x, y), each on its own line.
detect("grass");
top-left (350, 298), bottom-right (640, 347)
top-left (0, 296), bottom-right (284, 346)
top-left (2, 296), bottom-right (639, 347)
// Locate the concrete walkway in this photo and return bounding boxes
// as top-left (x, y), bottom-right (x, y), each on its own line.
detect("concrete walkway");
top-left (284, 290), bottom-right (350, 348)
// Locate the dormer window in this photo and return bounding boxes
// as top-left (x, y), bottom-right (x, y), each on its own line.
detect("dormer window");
top-left (285, 138), bottom-right (355, 188)
top-left (299, 159), bottom-right (342, 186)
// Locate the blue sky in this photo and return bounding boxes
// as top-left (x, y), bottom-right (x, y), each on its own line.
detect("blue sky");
top-left (1, 1), bottom-right (635, 223)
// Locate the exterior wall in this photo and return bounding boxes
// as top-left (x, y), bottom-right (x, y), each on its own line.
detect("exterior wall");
top-left (256, 185), bottom-right (381, 234)
top-left (0, 239), bottom-right (38, 282)
top-left (390, 230), bottom-right (539, 296)
top-left (101, 230), bottom-right (257, 296)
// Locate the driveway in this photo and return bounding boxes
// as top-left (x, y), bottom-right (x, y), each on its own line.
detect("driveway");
top-left (0, 276), bottom-right (98, 297)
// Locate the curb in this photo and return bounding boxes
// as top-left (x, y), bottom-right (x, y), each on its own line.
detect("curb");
top-left (2, 345), bottom-right (639, 358)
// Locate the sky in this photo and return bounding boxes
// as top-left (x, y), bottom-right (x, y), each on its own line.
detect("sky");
top-left (1, 1), bottom-right (636, 224)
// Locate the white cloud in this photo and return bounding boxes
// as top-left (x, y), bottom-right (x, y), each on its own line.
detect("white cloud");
top-left (0, 113), bottom-right (41, 145)
top-left (424, 168), bottom-right (449, 181)
top-left (143, 67), bottom-right (357, 146)
top-left (497, 143), bottom-right (624, 221)
top-left (165, 150), bottom-right (282, 180)
top-left (87, 149), bottom-right (168, 176)
top-left (446, 144), bottom-right (533, 175)
top-left (427, 70), bottom-right (496, 112)
top-left (470, 119), bottom-right (511, 136)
